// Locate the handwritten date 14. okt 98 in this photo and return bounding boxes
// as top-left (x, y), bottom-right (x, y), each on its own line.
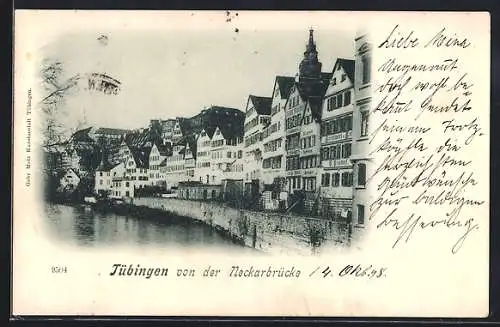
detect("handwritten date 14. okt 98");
top-left (310, 264), bottom-right (387, 279)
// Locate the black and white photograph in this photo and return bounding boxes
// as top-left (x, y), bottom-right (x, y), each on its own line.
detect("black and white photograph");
top-left (37, 14), bottom-right (371, 255)
top-left (13, 10), bottom-right (490, 317)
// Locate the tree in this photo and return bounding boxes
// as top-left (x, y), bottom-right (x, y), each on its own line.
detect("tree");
top-left (39, 59), bottom-right (81, 146)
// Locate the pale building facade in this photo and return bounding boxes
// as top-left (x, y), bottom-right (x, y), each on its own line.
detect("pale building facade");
top-left (243, 95), bottom-right (271, 194)
top-left (320, 58), bottom-right (355, 218)
top-left (261, 76), bottom-right (294, 186)
top-left (351, 33), bottom-right (372, 228)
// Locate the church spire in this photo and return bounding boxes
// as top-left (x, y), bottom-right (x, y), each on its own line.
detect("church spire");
top-left (298, 28), bottom-right (322, 85)
top-left (305, 28), bottom-right (317, 56)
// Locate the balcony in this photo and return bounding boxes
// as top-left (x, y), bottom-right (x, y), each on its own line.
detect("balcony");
top-left (321, 158), bottom-right (352, 169)
top-left (321, 130), bottom-right (352, 144)
top-left (286, 126), bottom-right (301, 136)
top-left (301, 168), bottom-right (318, 177)
top-left (299, 147), bottom-right (318, 157)
top-left (286, 169), bottom-right (302, 177)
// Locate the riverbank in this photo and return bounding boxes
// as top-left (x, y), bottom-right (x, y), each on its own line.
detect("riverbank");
top-left (132, 197), bottom-right (358, 255)
top-left (61, 199), bottom-right (248, 248)
top-left (56, 196), bottom-right (359, 255)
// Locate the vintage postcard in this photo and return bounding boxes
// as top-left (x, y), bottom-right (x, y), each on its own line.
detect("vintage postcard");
top-left (12, 10), bottom-right (490, 317)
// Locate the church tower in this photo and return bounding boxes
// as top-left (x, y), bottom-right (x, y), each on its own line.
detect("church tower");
top-left (298, 28), bottom-right (322, 86)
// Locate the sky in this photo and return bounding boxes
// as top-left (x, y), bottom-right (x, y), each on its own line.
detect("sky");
top-left (36, 11), bottom-right (357, 131)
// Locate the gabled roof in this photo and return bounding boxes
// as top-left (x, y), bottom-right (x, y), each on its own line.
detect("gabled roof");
top-left (129, 147), bottom-right (150, 168)
top-left (248, 95), bottom-right (272, 115)
top-left (274, 76), bottom-right (296, 99)
top-left (219, 118), bottom-right (244, 140)
top-left (58, 168), bottom-right (81, 179)
top-left (295, 73), bottom-right (331, 121)
top-left (334, 58), bottom-right (355, 83)
top-left (96, 158), bottom-right (118, 171)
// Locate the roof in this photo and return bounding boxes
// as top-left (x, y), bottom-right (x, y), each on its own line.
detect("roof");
top-left (129, 147), bottom-right (150, 168)
top-left (295, 73), bottom-right (331, 121)
top-left (321, 72), bottom-right (334, 83)
top-left (156, 143), bottom-right (172, 156)
top-left (125, 129), bottom-right (152, 148)
top-left (334, 58), bottom-right (355, 83)
top-left (275, 76), bottom-right (295, 99)
top-left (248, 95), bottom-right (272, 115)
top-left (69, 127), bottom-right (94, 143)
top-left (96, 159), bottom-right (119, 171)
top-left (94, 127), bottom-right (131, 135)
top-left (159, 158), bottom-right (168, 166)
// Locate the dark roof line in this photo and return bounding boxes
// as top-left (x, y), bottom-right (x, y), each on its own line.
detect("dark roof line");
top-left (248, 95), bottom-right (272, 115)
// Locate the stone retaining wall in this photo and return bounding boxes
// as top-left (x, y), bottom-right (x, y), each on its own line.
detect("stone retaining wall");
top-left (133, 197), bottom-right (359, 255)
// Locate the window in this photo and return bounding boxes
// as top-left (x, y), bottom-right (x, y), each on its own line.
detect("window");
top-left (357, 204), bottom-right (365, 225)
top-left (335, 173), bottom-right (341, 186)
top-left (321, 173), bottom-right (330, 187)
top-left (357, 163), bottom-right (366, 186)
top-left (344, 91), bottom-right (351, 106)
top-left (361, 111), bottom-right (369, 137)
top-left (227, 152), bottom-right (232, 158)
top-left (341, 74), bottom-right (347, 82)
top-left (336, 93), bottom-right (343, 108)
top-left (342, 143), bottom-right (352, 158)
top-left (362, 55), bottom-right (371, 84)
top-left (99, 172), bottom-right (103, 176)
top-left (304, 178), bottom-right (316, 191)
top-left (99, 179), bottom-right (103, 185)
top-left (341, 172), bottom-right (353, 186)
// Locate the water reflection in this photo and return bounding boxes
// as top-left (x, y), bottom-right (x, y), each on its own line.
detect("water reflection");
top-left (44, 203), bottom-right (247, 250)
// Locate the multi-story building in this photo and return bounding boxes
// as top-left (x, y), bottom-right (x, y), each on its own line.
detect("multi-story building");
top-left (261, 76), bottom-right (295, 187)
top-left (183, 138), bottom-right (197, 182)
top-left (148, 142), bottom-right (171, 187)
top-left (165, 141), bottom-right (186, 189)
top-left (225, 141), bottom-right (245, 180)
top-left (351, 33), bottom-right (372, 229)
top-left (285, 83), bottom-right (305, 194)
top-left (243, 95), bottom-right (272, 197)
top-left (94, 161), bottom-right (125, 196)
top-left (111, 176), bottom-right (134, 199)
top-left (124, 147), bottom-right (150, 189)
top-left (195, 127), bottom-right (215, 184)
top-left (319, 58), bottom-right (355, 219)
top-left (209, 126), bottom-right (244, 185)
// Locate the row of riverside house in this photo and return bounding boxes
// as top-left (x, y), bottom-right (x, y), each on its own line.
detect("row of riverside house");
top-left (43, 29), bottom-right (371, 226)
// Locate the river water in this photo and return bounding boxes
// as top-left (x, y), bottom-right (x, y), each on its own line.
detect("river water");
top-left (43, 202), bottom-right (249, 251)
